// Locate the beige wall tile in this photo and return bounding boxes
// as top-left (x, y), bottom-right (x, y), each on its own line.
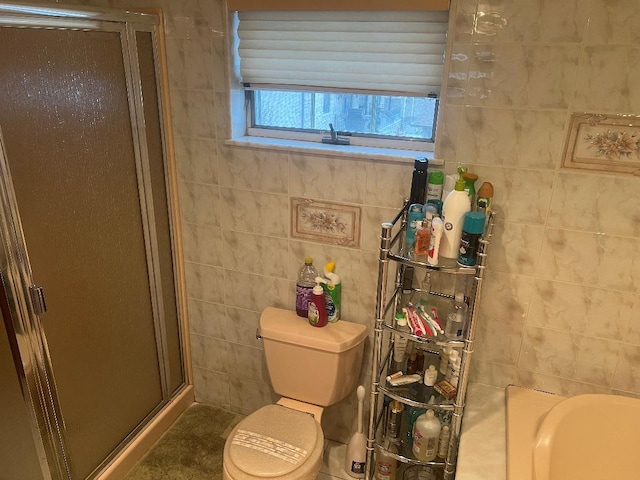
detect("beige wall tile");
top-left (457, 108), bottom-right (566, 170)
top-left (219, 187), bottom-right (289, 237)
top-left (193, 367), bottom-right (230, 407)
top-left (469, 360), bottom-right (516, 388)
top-left (513, 369), bottom-right (611, 396)
top-left (477, 270), bottom-right (534, 322)
top-left (225, 307), bottom-right (264, 349)
top-left (170, 89), bottom-right (217, 139)
top-left (485, 221), bottom-right (545, 275)
top-left (229, 377), bottom-right (278, 414)
top-left (474, 316), bottom-right (525, 364)
top-left (363, 161), bottom-right (413, 208)
top-left (226, 344), bottom-right (268, 383)
top-left (185, 262), bottom-right (225, 304)
top-left (165, 37), bottom-right (214, 90)
top-left (218, 144), bottom-right (289, 193)
top-left (188, 299), bottom-right (226, 340)
top-left (190, 333), bottom-right (228, 373)
top-left (223, 270), bottom-right (290, 312)
top-left (181, 223), bottom-right (223, 267)
top-left (174, 136), bottom-right (217, 184)
top-left (586, 0), bottom-right (640, 44)
top-left (611, 344), bottom-right (640, 393)
top-left (178, 182), bottom-right (220, 227)
top-left (222, 230), bottom-right (289, 277)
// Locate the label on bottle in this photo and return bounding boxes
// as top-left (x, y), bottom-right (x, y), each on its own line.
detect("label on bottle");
top-left (425, 436), bottom-right (437, 457)
top-left (351, 461), bottom-right (365, 474)
top-left (323, 289), bottom-right (337, 322)
top-left (295, 284), bottom-right (313, 316)
top-left (308, 301), bottom-right (319, 326)
top-left (375, 460), bottom-right (394, 480)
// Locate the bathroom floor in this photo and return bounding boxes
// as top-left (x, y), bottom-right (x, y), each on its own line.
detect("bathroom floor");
top-left (124, 403), bottom-right (352, 480)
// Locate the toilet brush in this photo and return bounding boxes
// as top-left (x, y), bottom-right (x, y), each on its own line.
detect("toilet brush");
top-left (345, 385), bottom-right (367, 478)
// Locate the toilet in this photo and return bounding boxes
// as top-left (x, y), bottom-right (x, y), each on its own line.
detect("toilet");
top-left (223, 307), bottom-right (368, 480)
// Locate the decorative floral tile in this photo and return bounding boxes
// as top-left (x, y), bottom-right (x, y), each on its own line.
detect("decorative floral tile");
top-left (563, 113), bottom-right (640, 176)
top-left (291, 198), bottom-right (361, 248)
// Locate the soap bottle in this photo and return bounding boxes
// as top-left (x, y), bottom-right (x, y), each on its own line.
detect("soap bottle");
top-left (414, 220), bottom-right (431, 257)
top-left (322, 261), bottom-right (341, 322)
top-left (412, 409), bottom-right (441, 461)
top-left (421, 364), bottom-right (438, 402)
top-left (296, 257), bottom-right (319, 317)
top-left (401, 406), bottom-right (426, 456)
top-left (307, 277), bottom-right (328, 327)
top-left (440, 167), bottom-right (471, 259)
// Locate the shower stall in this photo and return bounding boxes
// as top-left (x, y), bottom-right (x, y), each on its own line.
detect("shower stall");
top-left (0, 3), bottom-right (191, 479)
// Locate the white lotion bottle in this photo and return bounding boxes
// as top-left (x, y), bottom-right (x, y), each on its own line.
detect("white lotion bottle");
top-left (412, 409), bottom-right (441, 461)
top-left (440, 173), bottom-right (471, 259)
top-left (393, 314), bottom-right (410, 365)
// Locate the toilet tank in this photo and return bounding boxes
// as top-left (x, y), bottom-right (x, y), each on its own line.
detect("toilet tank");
top-left (259, 307), bottom-right (368, 407)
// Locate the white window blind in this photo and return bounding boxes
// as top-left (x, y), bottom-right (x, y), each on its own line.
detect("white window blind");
top-left (236, 11), bottom-right (449, 96)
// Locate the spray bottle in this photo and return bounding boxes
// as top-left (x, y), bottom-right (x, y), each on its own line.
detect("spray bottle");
top-left (322, 261), bottom-right (341, 322)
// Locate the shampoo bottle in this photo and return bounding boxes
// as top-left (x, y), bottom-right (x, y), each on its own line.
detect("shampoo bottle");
top-left (308, 277), bottom-right (328, 327)
top-left (412, 409), bottom-right (441, 461)
top-left (323, 261), bottom-right (341, 322)
top-left (440, 167), bottom-right (471, 259)
top-left (393, 314), bottom-right (410, 365)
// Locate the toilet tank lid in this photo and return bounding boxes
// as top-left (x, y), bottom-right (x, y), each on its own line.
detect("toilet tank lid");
top-left (260, 307), bottom-right (368, 353)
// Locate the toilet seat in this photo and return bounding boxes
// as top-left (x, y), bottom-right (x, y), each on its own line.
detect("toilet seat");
top-left (223, 404), bottom-right (324, 480)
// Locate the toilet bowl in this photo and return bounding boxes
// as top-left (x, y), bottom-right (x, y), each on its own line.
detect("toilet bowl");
top-left (222, 307), bottom-right (368, 480)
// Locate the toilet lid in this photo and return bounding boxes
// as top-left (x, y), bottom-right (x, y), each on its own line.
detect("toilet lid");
top-left (229, 404), bottom-right (321, 477)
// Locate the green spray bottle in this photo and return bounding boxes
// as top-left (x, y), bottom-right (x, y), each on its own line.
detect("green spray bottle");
top-left (322, 261), bottom-right (341, 322)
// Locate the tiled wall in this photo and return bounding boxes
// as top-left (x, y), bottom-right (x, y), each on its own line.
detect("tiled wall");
top-left (36, 0), bottom-right (640, 442)
top-left (441, 0), bottom-right (640, 397)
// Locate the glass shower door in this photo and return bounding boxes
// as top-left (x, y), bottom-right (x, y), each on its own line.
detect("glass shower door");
top-left (0, 23), bottom-right (167, 480)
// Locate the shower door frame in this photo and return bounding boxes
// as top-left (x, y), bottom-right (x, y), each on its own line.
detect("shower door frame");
top-left (0, 3), bottom-right (191, 479)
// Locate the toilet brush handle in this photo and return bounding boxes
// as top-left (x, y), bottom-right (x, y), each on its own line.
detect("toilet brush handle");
top-left (356, 385), bottom-right (365, 434)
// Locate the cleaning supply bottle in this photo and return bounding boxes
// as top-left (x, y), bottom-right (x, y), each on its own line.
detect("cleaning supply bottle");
top-left (322, 261), bottom-right (341, 322)
top-left (412, 409), bottom-right (441, 461)
top-left (402, 407), bottom-right (426, 456)
top-left (441, 167), bottom-right (471, 259)
top-left (463, 172), bottom-right (478, 205)
top-left (345, 385), bottom-right (367, 478)
top-left (296, 257), bottom-right (319, 317)
top-left (308, 277), bottom-right (328, 327)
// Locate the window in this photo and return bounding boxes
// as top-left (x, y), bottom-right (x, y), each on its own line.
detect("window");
top-left (231, 10), bottom-right (449, 149)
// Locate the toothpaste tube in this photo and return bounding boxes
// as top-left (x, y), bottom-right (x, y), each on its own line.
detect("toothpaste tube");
top-left (388, 374), bottom-right (422, 386)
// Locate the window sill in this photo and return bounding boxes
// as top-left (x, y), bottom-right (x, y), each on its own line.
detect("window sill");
top-left (225, 136), bottom-right (443, 166)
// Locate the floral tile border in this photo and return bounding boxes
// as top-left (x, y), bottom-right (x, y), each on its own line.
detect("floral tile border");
top-left (291, 197), bottom-right (361, 248)
top-left (562, 113), bottom-right (640, 176)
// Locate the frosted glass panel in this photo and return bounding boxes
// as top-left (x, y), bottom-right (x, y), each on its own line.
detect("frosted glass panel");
top-left (137, 31), bottom-right (184, 394)
top-left (0, 310), bottom-right (45, 480)
top-left (0, 27), bottom-right (162, 479)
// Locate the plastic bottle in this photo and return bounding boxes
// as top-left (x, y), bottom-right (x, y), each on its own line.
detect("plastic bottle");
top-left (426, 170), bottom-right (444, 201)
top-left (457, 212), bottom-right (486, 267)
top-left (445, 293), bottom-right (467, 340)
top-left (463, 172), bottom-right (478, 205)
top-left (307, 277), bottom-right (328, 327)
top-left (427, 216), bottom-right (443, 266)
top-left (322, 261), bottom-right (341, 322)
top-left (476, 182), bottom-right (494, 218)
top-left (402, 406), bottom-right (426, 456)
top-left (405, 203), bottom-right (424, 250)
top-left (412, 409), bottom-right (441, 461)
top-left (296, 257), bottom-right (319, 317)
top-left (414, 220), bottom-right (431, 256)
top-left (375, 437), bottom-right (398, 480)
top-left (446, 350), bottom-right (461, 388)
top-left (408, 157), bottom-right (428, 205)
top-left (440, 168), bottom-right (471, 259)
top-left (439, 346), bottom-right (452, 375)
top-left (437, 425), bottom-right (451, 460)
top-left (420, 364), bottom-right (438, 402)
top-left (393, 314), bottom-right (411, 365)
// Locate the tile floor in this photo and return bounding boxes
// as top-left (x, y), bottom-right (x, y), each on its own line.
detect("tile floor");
top-left (319, 441), bottom-right (353, 480)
